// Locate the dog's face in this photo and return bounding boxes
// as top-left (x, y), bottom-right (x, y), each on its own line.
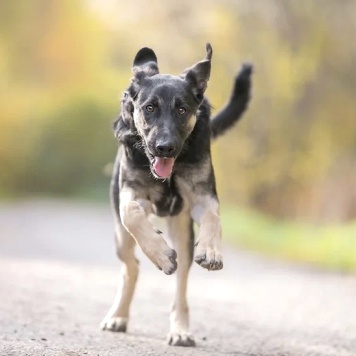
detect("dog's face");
top-left (126, 44), bottom-right (212, 179)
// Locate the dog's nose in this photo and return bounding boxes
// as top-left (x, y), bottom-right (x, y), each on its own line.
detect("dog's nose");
top-left (156, 141), bottom-right (176, 156)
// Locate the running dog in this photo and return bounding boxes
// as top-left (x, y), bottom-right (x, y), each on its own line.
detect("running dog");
top-left (101, 43), bottom-right (252, 346)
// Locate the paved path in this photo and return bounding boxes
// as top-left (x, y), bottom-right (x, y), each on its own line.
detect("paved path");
top-left (0, 200), bottom-right (355, 355)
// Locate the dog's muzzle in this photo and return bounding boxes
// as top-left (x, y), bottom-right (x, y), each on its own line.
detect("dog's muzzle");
top-left (149, 139), bottom-right (179, 179)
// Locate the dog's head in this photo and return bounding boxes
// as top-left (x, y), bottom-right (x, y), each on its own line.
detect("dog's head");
top-left (120, 44), bottom-right (212, 179)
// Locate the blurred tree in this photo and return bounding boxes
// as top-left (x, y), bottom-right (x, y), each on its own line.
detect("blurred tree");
top-left (0, 0), bottom-right (119, 196)
top-left (210, 0), bottom-right (356, 222)
top-left (0, 0), bottom-right (355, 222)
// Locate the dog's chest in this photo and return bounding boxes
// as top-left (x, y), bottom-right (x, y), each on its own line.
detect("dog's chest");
top-left (148, 178), bottom-right (185, 217)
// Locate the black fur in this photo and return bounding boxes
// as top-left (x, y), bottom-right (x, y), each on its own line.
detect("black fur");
top-left (111, 56), bottom-right (252, 218)
top-left (103, 44), bottom-right (253, 345)
top-left (111, 46), bottom-right (252, 268)
top-left (211, 63), bottom-right (253, 138)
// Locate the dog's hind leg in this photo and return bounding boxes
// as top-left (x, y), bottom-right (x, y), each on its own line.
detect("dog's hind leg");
top-left (166, 211), bottom-right (195, 347)
top-left (101, 222), bottom-right (138, 332)
top-left (101, 156), bottom-right (139, 332)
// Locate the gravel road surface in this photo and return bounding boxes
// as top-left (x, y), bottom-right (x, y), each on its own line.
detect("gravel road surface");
top-left (0, 200), bottom-right (355, 356)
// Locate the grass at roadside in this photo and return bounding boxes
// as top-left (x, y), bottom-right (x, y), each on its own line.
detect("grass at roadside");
top-left (221, 206), bottom-right (356, 272)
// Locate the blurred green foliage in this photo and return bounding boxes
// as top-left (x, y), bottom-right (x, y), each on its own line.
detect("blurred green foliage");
top-left (0, 0), bottom-right (121, 196)
top-left (0, 0), bottom-right (355, 223)
top-left (222, 207), bottom-right (356, 272)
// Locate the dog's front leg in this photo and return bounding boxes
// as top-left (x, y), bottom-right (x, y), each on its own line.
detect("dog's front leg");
top-left (120, 188), bottom-right (178, 275)
top-left (166, 211), bottom-right (195, 346)
top-left (191, 196), bottom-right (223, 271)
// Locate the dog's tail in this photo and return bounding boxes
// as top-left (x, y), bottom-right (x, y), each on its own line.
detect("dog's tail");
top-left (210, 63), bottom-right (253, 139)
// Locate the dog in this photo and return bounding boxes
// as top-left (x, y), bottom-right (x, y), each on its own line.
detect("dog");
top-left (101, 43), bottom-right (252, 346)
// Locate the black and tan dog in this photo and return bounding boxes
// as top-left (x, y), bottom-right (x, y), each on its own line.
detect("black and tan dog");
top-left (101, 44), bottom-right (252, 346)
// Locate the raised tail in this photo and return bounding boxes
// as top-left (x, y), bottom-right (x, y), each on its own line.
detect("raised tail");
top-left (211, 63), bottom-right (253, 139)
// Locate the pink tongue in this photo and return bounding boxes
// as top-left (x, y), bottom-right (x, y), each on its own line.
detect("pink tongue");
top-left (153, 157), bottom-right (175, 178)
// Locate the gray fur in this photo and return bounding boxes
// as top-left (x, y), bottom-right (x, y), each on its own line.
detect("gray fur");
top-left (102, 44), bottom-right (253, 346)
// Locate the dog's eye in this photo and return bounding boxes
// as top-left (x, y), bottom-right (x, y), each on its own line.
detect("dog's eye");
top-left (146, 105), bottom-right (154, 113)
top-left (178, 107), bottom-right (186, 115)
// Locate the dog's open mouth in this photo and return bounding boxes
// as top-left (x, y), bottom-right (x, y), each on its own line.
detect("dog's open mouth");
top-left (153, 157), bottom-right (175, 179)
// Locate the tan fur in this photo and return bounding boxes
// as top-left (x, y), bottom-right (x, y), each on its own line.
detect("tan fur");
top-left (119, 187), bottom-right (177, 274)
top-left (166, 209), bottom-right (194, 345)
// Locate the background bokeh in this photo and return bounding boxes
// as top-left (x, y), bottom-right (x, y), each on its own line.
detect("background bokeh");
top-left (1, 0), bottom-right (355, 270)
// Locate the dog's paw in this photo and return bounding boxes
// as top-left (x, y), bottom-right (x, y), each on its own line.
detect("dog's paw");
top-left (152, 247), bottom-right (178, 275)
top-left (167, 332), bottom-right (195, 347)
top-left (100, 317), bottom-right (127, 332)
top-left (194, 246), bottom-right (223, 271)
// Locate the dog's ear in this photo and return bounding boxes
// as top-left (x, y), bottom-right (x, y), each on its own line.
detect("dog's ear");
top-left (132, 47), bottom-right (159, 79)
top-left (181, 43), bottom-right (212, 101)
